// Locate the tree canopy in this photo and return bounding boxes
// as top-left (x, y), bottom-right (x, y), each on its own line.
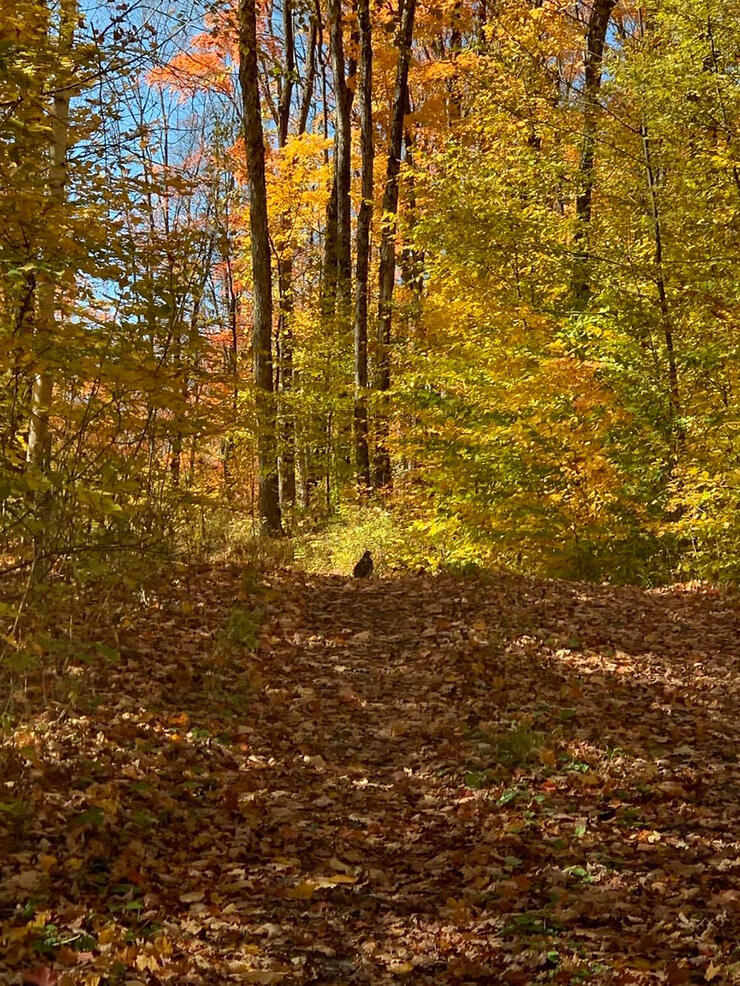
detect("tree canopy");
top-left (1, 0), bottom-right (739, 580)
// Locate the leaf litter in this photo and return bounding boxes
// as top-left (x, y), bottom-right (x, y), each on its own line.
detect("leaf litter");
top-left (1, 566), bottom-right (738, 984)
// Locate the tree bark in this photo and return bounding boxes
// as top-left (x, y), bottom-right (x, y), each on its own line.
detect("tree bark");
top-left (400, 127), bottom-right (423, 297)
top-left (277, 0), bottom-right (295, 148)
top-left (297, 16), bottom-right (318, 137)
top-left (636, 9), bottom-right (682, 458)
top-left (327, 0), bottom-right (353, 314)
top-left (353, 0), bottom-right (373, 494)
top-left (221, 199), bottom-right (239, 493)
top-left (26, 0), bottom-right (76, 470)
top-left (277, 255), bottom-right (296, 510)
top-left (640, 121), bottom-right (682, 454)
top-left (275, 0), bottom-right (302, 518)
top-left (321, 175), bottom-right (339, 322)
top-left (238, 0), bottom-right (283, 535)
top-left (571, 0), bottom-right (616, 307)
top-left (374, 0), bottom-right (416, 489)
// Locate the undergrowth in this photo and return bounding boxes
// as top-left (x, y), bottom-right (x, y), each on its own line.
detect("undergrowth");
top-left (292, 504), bottom-right (491, 576)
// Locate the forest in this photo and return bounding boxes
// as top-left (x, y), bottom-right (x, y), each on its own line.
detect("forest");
top-left (2, 0), bottom-right (739, 581)
top-left (1, 1), bottom-right (739, 984)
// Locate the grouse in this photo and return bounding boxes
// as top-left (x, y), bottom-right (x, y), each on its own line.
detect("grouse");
top-left (353, 550), bottom-right (374, 578)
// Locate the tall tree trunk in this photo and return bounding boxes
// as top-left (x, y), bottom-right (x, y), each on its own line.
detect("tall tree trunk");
top-left (297, 16), bottom-right (318, 137)
top-left (318, 0), bottom-right (337, 327)
top-left (279, 8), bottom-right (317, 514)
top-left (641, 122), bottom-right (682, 454)
top-left (327, 0), bottom-right (352, 314)
top-left (400, 127), bottom-right (423, 297)
top-left (278, 256), bottom-right (296, 512)
top-left (222, 232), bottom-right (239, 492)
top-left (321, 175), bottom-right (339, 322)
top-left (353, 0), bottom-right (373, 494)
top-left (276, 0), bottom-right (300, 519)
top-left (314, 0), bottom-right (354, 509)
top-left (26, 0), bottom-right (76, 470)
top-left (300, 4), bottom-right (332, 511)
top-left (571, 0), bottom-right (616, 307)
top-left (374, 0), bottom-right (416, 489)
top-left (238, 0), bottom-right (283, 535)
top-left (636, 9), bottom-right (682, 459)
top-left (277, 0), bottom-right (295, 148)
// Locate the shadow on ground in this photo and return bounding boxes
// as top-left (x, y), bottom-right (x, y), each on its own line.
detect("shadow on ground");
top-left (1, 566), bottom-right (738, 984)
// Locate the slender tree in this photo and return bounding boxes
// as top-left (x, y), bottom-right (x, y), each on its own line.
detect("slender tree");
top-left (276, 0), bottom-right (299, 517)
top-left (353, 0), bottom-right (373, 493)
top-left (327, 0), bottom-right (353, 312)
top-left (374, 0), bottom-right (416, 489)
top-left (635, 10), bottom-right (683, 454)
top-left (277, 0), bottom-right (295, 147)
top-left (26, 0), bottom-right (76, 470)
top-left (640, 117), bottom-right (682, 452)
top-left (571, 0), bottom-right (617, 307)
top-left (238, 0), bottom-right (283, 534)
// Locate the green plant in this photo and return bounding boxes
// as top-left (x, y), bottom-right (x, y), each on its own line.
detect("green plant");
top-left (294, 504), bottom-right (413, 575)
top-left (219, 606), bottom-right (263, 651)
top-left (491, 725), bottom-right (542, 767)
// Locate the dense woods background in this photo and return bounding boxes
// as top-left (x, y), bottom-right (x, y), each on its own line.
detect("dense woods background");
top-left (2, 0), bottom-right (739, 584)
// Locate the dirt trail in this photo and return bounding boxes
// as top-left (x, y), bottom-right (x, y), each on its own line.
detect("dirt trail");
top-left (1, 568), bottom-right (738, 985)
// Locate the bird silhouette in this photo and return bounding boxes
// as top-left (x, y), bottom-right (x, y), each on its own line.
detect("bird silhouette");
top-left (353, 550), bottom-right (374, 578)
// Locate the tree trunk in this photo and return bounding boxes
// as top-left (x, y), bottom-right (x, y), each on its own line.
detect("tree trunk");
top-left (26, 0), bottom-right (76, 470)
top-left (353, 0), bottom-right (373, 494)
top-left (297, 16), bottom-right (318, 137)
top-left (277, 0), bottom-right (295, 147)
top-left (222, 238), bottom-right (239, 492)
top-left (374, 0), bottom-right (416, 489)
top-left (238, 0), bottom-right (283, 535)
top-left (321, 174), bottom-right (339, 322)
top-left (317, 0), bottom-right (336, 328)
top-left (641, 122), bottom-right (682, 454)
top-left (571, 0), bottom-right (616, 307)
top-left (327, 0), bottom-right (352, 314)
top-left (275, 0), bottom-right (300, 518)
top-left (400, 128), bottom-right (423, 297)
top-left (636, 9), bottom-right (683, 458)
top-left (311, 149), bottom-right (336, 505)
top-left (278, 255), bottom-right (296, 512)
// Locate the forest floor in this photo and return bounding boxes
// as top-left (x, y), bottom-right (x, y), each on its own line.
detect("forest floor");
top-left (1, 566), bottom-right (739, 986)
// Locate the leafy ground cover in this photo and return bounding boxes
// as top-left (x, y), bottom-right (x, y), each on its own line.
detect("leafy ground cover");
top-left (1, 567), bottom-right (738, 984)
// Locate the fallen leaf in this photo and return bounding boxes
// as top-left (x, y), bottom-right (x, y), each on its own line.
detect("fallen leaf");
top-left (179, 890), bottom-right (205, 903)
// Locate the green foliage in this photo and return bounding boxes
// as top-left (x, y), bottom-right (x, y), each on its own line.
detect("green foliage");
top-left (219, 606), bottom-right (263, 651)
top-left (490, 724), bottom-right (542, 768)
top-left (0, 798), bottom-right (30, 821)
top-left (395, 0), bottom-right (740, 583)
top-left (295, 504), bottom-right (500, 575)
top-left (1, 0), bottom-right (739, 587)
top-left (295, 505), bottom-right (410, 575)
